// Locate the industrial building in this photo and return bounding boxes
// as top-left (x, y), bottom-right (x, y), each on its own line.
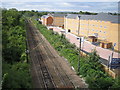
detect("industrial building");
top-left (41, 13), bottom-right (120, 52)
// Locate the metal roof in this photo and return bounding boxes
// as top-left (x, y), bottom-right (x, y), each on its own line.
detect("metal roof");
top-left (66, 13), bottom-right (120, 24)
top-left (66, 14), bottom-right (79, 19)
top-left (52, 13), bottom-right (67, 17)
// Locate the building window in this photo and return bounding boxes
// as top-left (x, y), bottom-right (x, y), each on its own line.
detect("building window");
top-left (100, 31), bottom-right (102, 32)
top-left (104, 31), bottom-right (106, 34)
top-left (100, 26), bottom-right (102, 27)
top-left (68, 29), bottom-right (71, 32)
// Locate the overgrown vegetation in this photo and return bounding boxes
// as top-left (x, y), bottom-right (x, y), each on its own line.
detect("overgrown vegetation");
top-left (2, 8), bottom-right (32, 89)
top-left (33, 18), bottom-right (120, 89)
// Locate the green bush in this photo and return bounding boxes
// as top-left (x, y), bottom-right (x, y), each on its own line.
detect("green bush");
top-left (2, 62), bottom-right (32, 89)
top-left (2, 9), bottom-right (32, 89)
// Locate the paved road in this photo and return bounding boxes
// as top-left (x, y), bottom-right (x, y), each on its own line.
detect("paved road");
top-left (26, 20), bottom-right (87, 89)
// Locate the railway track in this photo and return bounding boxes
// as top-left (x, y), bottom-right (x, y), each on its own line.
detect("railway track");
top-left (27, 21), bottom-right (55, 88)
top-left (26, 19), bottom-right (74, 89)
top-left (34, 29), bottom-right (74, 88)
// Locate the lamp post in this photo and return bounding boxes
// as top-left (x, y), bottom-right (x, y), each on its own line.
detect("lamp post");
top-left (77, 16), bottom-right (81, 73)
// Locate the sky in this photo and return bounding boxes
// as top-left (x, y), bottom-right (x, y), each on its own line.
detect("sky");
top-left (1, 0), bottom-right (120, 13)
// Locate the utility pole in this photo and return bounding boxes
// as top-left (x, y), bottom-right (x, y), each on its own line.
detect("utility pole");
top-left (77, 16), bottom-right (81, 73)
top-left (78, 16), bottom-right (80, 35)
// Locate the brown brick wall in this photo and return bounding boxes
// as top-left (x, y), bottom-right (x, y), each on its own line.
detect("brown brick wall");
top-left (47, 17), bottom-right (53, 26)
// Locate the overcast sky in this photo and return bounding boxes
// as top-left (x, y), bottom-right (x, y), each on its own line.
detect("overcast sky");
top-left (1, 0), bottom-right (120, 13)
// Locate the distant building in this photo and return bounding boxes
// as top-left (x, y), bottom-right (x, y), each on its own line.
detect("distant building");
top-left (41, 15), bottom-right (53, 26)
top-left (64, 13), bottom-right (120, 51)
top-left (41, 13), bottom-right (67, 28)
top-left (41, 13), bottom-right (120, 51)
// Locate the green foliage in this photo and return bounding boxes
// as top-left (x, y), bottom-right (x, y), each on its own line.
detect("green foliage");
top-left (79, 11), bottom-right (97, 15)
top-left (3, 26), bottom-right (26, 63)
top-left (2, 8), bottom-right (32, 89)
top-left (111, 77), bottom-right (120, 88)
top-left (32, 19), bottom-right (119, 89)
top-left (2, 62), bottom-right (32, 89)
top-left (21, 10), bottom-right (49, 17)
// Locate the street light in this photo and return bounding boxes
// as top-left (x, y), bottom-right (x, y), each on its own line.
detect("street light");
top-left (77, 15), bottom-right (81, 73)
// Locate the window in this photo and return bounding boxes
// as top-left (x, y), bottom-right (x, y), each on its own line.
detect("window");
top-left (68, 29), bottom-right (71, 32)
top-left (104, 31), bottom-right (106, 34)
top-left (100, 31), bottom-right (102, 32)
top-left (100, 26), bottom-right (102, 27)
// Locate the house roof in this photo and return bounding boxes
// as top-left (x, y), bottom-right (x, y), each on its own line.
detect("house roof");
top-left (66, 13), bottom-right (120, 24)
top-left (41, 15), bottom-right (50, 18)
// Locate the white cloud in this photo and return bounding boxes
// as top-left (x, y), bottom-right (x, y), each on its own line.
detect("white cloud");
top-left (1, 2), bottom-right (118, 13)
top-left (2, 0), bottom-right (120, 2)
top-left (62, 3), bottom-right (72, 6)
